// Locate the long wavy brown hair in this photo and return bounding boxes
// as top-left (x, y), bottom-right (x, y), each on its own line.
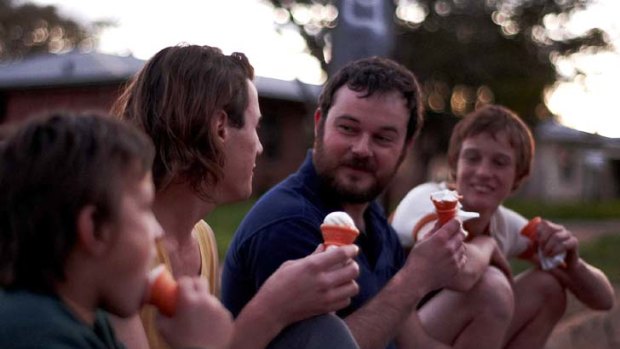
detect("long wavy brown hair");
top-left (113, 44), bottom-right (254, 198)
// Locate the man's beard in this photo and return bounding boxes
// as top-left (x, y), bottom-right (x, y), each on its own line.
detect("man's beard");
top-left (314, 140), bottom-right (400, 204)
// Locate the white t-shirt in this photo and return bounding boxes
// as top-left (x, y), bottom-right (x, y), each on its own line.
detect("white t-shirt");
top-left (391, 182), bottom-right (531, 258)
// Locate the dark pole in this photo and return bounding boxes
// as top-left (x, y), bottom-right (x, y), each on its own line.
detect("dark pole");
top-left (329, 0), bottom-right (396, 76)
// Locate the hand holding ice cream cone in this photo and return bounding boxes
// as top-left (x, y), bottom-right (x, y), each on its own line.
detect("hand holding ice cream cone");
top-left (427, 189), bottom-right (477, 239)
top-left (321, 211), bottom-right (359, 248)
top-left (519, 217), bottom-right (566, 270)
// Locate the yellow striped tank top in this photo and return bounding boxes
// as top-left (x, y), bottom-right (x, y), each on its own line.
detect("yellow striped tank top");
top-left (141, 220), bottom-right (219, 349)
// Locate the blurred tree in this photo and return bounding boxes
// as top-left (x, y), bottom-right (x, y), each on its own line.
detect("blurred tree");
top-left (266, 0), bottom-right (610, 123)
top-left (0, 0), bottom-right (104, 61)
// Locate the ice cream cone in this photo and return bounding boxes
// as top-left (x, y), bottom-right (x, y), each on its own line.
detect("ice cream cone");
top-left (146, 265), bottom-right (178, 317)
top-left (431, 201), bottom-right (458, 225)
top-left (430, 189), bottom-right (461, 226)
top-left (321, 224), bottom-right (360, 247)
top-left (521, 216), bottom-right (542, 241)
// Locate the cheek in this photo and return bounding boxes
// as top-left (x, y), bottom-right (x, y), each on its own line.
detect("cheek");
top-left (455, 163), bottom-right (470, 181)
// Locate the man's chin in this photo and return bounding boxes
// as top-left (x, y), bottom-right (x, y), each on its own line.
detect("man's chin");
top-left (333, 183), bottom-right (380, 203)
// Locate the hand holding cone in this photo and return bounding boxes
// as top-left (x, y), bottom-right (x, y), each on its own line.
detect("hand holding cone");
top-left (146, 265), bottom-right (178, 317)
top-left (519, 216), bottom-right (566, 270)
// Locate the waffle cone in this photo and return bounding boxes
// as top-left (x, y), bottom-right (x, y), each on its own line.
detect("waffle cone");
top-left (321, 225), bottom-right (359, 247)
top-left (521, 216), bottom-right (542, 242)
top-left (146, 266), bottom-right (178, 317)
top-left (432, 199), bottom-right (458, 225)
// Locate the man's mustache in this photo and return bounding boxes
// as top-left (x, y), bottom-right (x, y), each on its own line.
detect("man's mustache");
top-left (341, 155), bottom-right (376, 172)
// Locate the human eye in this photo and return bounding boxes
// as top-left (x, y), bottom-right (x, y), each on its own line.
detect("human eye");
top-left (493, 156), bottom-right (511, 168)
top-left (461, 151), bottom-right (480, 164)
top-left (374, 133), bottom-right (396, 145)
top-left (337, 123), bottom-right (357, 135)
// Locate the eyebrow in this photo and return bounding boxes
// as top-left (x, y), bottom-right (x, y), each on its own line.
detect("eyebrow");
top-left (336, 115), bottom-right (401, 134)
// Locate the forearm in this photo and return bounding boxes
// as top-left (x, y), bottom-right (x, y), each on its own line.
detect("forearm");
top-left (229, 296), bottom-right (285, 349)
top-left (552, 258), bottom-right (615, 310)
top-left (345, 271), bottom-right (427, 349)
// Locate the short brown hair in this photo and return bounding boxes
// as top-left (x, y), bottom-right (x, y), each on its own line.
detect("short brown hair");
top-left (113, 44), bottom-right (254, 196)
top-left (317, 56), bottom-right (424, 142)
top-left (447, 104), bottom-right (535, 190)
top-left (0, 112), bottom-right (154, 291)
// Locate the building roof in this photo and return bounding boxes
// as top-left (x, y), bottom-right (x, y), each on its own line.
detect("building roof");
top-left (0, 51), bottom-right (144, 88)
top-left (535, 119), bottom-right (620, 144)
top-left (536, 119), bottom-right (620, 146)
top-left (0, 51), bottom-right (321, 103)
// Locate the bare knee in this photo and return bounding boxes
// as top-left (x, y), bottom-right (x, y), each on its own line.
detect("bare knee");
top-left (523, 270), bottom-right (567, 320)
top-left (468, 266), bottom-right (515, 321)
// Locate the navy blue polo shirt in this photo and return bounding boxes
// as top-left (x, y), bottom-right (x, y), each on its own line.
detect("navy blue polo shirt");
top-left (222, 151), bottom-right (405, 348)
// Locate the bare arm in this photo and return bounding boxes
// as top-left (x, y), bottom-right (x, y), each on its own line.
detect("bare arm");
top-left (539, 220), bottom-right (615, 310)
top-left (345, 220), bottom-right (466, 349)
top-left (229, 245), bottom-right (360, 349)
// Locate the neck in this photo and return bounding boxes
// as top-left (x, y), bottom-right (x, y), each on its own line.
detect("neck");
top-left (153, 182), bottom-right (216, 245)
top-left (342, 202), bottom-right (369, 232)
top-left (55, 263), bottom-right (97, 325)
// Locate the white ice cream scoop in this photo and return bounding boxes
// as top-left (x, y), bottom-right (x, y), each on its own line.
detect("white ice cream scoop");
top-left (323, 211), bottom-right (357, 230)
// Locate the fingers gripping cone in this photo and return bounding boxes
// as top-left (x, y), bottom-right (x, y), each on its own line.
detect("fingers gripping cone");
top-left (321, 211), bottom-right (360, 247)
top-left (146, 265), bottom-right (179, 317)
top-left (519, 216), bottom-right (566, 270)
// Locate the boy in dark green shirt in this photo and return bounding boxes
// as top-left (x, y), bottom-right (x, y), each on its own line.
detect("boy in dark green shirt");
top-left (0, 113), bottom-right (233, 349)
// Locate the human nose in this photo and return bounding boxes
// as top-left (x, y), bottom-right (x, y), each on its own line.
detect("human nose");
top-left (474, 159), bottom-right (493, 177)
top-left (351, 134), bottom-right (371, 157)
top-left (151, 215), bottom-right (164, 240)
top-left (256, 137), bottom-right (264, 156)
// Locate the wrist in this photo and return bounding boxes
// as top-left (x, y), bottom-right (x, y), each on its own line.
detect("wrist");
top-left (239, 290), bottom-right (287, 335)
top-left (392, 267), bottom-right (428, 306)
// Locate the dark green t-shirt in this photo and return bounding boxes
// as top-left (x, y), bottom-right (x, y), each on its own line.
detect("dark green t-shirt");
top-left (0, 289), bottom-right (125, 349)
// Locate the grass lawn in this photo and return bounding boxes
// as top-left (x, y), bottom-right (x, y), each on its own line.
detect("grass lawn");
top-left (205, 199), bottom-right (255, 259)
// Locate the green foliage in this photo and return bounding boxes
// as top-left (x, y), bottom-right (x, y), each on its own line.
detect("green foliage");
top-left (0, 0), bottom-right (103, 61)
top-left (504, 199), bottom-right (620, 220)
top-left (579, 234), bottom-right (620, 283)
top-left (205, 200), bottom-right (255, 260)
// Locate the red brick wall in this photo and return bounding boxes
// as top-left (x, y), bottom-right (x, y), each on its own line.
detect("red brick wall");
top-left (2, 83), bottom-right (124, 124)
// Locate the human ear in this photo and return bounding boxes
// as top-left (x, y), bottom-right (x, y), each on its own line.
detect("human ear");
top-left (313, 109), bottom-right (322, 138)
top-left (76, 205), bottom-right (110, 256)
top-left (214, 110), bottom-right (229, 141)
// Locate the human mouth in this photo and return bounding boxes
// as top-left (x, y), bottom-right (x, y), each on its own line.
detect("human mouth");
top-left (341, 157), bottom-right (375, 173)
top-left (470, 183), bottom-right (494, 194)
